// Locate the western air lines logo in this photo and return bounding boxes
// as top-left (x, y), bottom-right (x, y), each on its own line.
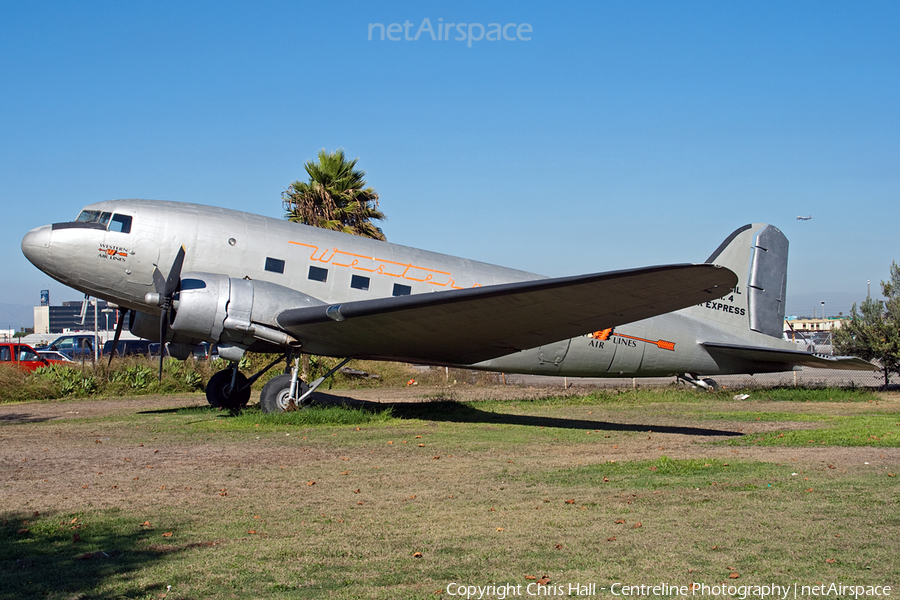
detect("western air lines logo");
top-left (589, 328), bottom-right (675, 351)
top-left (288, 241), bottom-right (480, 289)
top-left (98, 244), bottom-right (128, 262)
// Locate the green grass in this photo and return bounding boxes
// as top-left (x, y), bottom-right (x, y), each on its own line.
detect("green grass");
top-left (540, 456), bottom-right (789, 490)
top-left (728, 413), bottom-right (900, 447)
top-left (23, 387), bottom-right (899, 451)
top-left (177, 404), bottom-right (396, 430)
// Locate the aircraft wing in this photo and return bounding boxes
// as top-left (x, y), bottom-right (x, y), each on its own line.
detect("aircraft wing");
top-left (276, 264), bottom-right (736, 365)
top-left (702, 342), bottom-right (880, 371)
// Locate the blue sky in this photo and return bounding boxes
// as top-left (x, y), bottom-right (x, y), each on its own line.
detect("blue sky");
top-left (2, 1), bottom-right (898, 328)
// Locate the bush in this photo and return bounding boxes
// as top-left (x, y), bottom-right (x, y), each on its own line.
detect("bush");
top-left (0, 365), bottom-right (56, 403)
top-left (0, 352), bottom-right (502, 404)
top-left (32, 364), bottom-right (98, 397)
top-left (0, 356), bottom-right (212, 403)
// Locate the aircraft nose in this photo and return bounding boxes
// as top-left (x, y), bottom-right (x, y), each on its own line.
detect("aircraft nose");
top-left (22, 225), bottom-right (51, 270)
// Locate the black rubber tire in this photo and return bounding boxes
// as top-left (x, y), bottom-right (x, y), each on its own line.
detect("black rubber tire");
top-left (260, 373), bottom-right (310, 414)
top-left (702, 378), bottom-right (720, 391)
top-left (206, 369), bottom-right (251, 410)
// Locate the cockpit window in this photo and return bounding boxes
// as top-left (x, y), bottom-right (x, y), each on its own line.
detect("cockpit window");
top-left (109, 214), bottom-right (132, 234)
top-left (69, 210), bottom-right (132, 234)
top-left (76, 210), bottom-right (112, 226)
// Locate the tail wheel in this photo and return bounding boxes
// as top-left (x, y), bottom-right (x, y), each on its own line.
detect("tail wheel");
top-left (260, 373), bottom-right (310, 413)
top-left (701, 378), bottom-right (719, 391)
top-left (206, 369), bottom-right (251, 410)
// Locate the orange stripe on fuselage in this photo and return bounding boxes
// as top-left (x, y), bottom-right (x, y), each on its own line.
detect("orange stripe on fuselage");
top-left (614, 333), bottom-right (676, 351)
top-left (288, 241), bottom-right (471, 289)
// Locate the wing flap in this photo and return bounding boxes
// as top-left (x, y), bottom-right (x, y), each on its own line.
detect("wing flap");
top-left (702, 342), bottom-right (879, 371)
top-left (276, 263), bottom-right (736, 365)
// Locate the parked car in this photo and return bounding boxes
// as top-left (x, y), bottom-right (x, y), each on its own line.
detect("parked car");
top-left (191, 342), bottom-right (218, 360)
top-left (36, 350), bottom-right (75, 363)
top-left (46, 334), bottom-right (100, 359)
top-left (0, 343), bottom-right (66, 372)
top-left (147, 342), bottom-right (217, 360)
top-left (102, 339), bottom-right (153, 357)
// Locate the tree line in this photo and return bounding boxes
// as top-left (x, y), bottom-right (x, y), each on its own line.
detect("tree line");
top-left (834, 261), bottom-right (900, 386)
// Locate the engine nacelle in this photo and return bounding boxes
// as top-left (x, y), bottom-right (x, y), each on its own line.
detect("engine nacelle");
top-left (129, 311), bottom-right (202, 348)
top-left (168, 272), bottom-right (324, 351)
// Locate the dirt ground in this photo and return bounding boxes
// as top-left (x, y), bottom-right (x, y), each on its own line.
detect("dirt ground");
top-left (0, 384), bottom-right (579, 423)
top-left (2, 386), bottom-right (899, 484)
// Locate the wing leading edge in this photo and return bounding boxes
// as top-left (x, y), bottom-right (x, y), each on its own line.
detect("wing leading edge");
top-left (276, 263), bottom-right (737, 365)
top-left (702, 342), bottom-right (880, 371)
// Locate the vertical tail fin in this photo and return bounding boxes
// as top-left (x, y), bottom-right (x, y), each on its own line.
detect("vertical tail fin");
top-left (686, 223), bottom-right (788, 338)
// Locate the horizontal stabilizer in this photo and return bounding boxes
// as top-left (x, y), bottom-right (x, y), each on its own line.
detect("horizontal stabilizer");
top-left (702, 342), bottom-right (880, 371)
top-left (277, 263), bottom-right (737, 365)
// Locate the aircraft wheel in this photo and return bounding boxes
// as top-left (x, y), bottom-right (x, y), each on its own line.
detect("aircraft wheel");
top-left (260, 373), bottom-right (310, 413)
top-left (702, 378), bottom-right (719, 391)
top-left (206, 369), bottom-right (251, 410)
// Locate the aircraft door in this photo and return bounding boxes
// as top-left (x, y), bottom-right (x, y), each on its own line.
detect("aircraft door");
top-left (125, 238), bottom-right (160, 286)
top-left (607, 326), bottom-right (646, 375)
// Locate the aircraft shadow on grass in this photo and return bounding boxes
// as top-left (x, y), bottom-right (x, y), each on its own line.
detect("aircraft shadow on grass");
top-left (311, 393), bottom-right (745, 438)
top-left (0, 412), bottom-right (55, 425)
top-left (139, 395), bottom-right (744, 437)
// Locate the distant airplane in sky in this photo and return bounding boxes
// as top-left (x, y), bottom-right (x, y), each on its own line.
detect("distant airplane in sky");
top-left (796, 215), bottom-right (812, 221)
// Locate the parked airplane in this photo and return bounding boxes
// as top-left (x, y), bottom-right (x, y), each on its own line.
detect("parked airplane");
top-left (22, 200), bottom-right (875, 412)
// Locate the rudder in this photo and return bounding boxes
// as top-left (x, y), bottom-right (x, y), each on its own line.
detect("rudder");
top-left (686, 223), bottom-right (788, 338)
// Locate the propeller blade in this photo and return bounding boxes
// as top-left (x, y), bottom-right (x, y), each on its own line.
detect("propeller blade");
top-left (150, 245), bottom-right (186, 301)
top-left (164, 246), bottom-right (186, 298)
top-left (151, 267), bottom-right (166, 296)
top-left (151, 245), bottom-right (186, 381)
top-left (107, 307), bottom-right (128, 366)
top-left (158, 309), bottom-right (167, 381)
top-left (159, 307), bottom-right (171, 381)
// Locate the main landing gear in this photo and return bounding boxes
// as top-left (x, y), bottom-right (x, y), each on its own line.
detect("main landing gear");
top-left (204, 351), bottom-right (352, 413)
top-left (206, 367), bottom-right (252, 410)
top-left (677, 373), bottom-right (719, 390)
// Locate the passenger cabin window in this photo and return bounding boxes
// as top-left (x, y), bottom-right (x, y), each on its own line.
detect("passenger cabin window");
top-left (392, 284), bottom-right (411, 296)
top-left (109, 214), bottom-right (132, 234)
top-left (265, 257), bottom-right (285, 274)
top-left (350, 275), bottom-right (370, 291)
top-left (308, 266), bottom-right (328, 282)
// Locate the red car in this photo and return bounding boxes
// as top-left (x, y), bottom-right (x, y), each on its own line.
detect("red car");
top-left (0, 343), bottom-right (66, 372)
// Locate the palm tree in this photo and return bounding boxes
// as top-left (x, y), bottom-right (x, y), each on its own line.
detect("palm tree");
top-left (282, 149), bottom-right (386, 240)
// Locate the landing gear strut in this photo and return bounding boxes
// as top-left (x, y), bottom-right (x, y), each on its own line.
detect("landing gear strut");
top-left (205, 351), bottom-right (353, 414)
top-left (259, 354), bottom-right (352, 414)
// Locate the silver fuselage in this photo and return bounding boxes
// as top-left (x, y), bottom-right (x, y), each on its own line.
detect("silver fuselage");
top-left (22, 199), bottom-right (800, 377)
